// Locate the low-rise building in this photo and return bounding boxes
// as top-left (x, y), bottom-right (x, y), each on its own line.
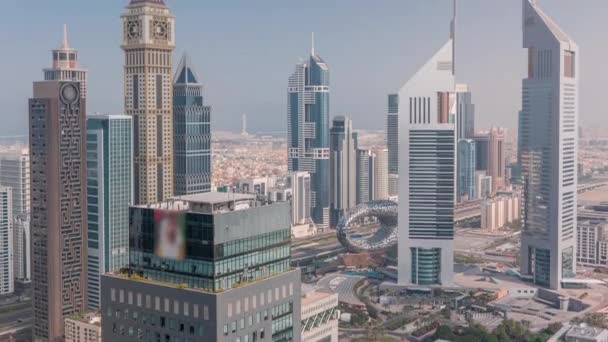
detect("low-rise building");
top-left (565, 323), bottom-right (608, 342)
top-left (301, 285), bottom-right (338, 342)
top-left (64, 313), bottom-right (102, 342)
top-left (480, 193), bottom-right (520, 230)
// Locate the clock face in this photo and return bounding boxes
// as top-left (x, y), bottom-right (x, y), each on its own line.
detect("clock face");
top-left (61, 84), bottom-right (79, 104)
top-left (127, 20), bottom-right (140, 40)
top-left (153, 21), bottom-right (168, 40)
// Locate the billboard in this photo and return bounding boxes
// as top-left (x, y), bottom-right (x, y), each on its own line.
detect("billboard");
top-left (154, 210), bottom-right (186, 261)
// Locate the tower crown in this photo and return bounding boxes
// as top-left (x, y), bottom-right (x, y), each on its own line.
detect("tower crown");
top-left (51, 25), bottom-right (79, 69)
top-left (129, 0), bottom-right (166, 6)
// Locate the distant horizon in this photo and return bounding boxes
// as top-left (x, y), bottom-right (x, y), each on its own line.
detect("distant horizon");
top-left (1, 0), bottom-right (607, 135)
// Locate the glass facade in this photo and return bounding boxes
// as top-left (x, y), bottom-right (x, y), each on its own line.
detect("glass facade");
top-left (86, 115), bottom-right (132, 310)
top-left (457, 139), bottom-right (476, 202)
top-left (129, 207), bottom-right (291, 292)
top-left (173, 54), bottom-right (212, 196)
top-left (532, 247), bottom-right (551, 287)
top-left (411, 248), bottom-right (441, 286)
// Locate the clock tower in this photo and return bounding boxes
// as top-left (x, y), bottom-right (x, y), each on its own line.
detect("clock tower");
top-left (121, 0), bottom-right (175, 204)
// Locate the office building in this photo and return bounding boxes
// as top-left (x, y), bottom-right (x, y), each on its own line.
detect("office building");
top-left (44, 25), bottom-right (87, 98)
top-left (173, 52), bottom-right (212, 195)
top-left (122, 0), bottom-right (176, 204)
top-left (457, 139), bottom-right (476, 202)
top-left (0, 149), bottom-right (30, 218)
top-left (14, 214), bottom-right (30, 284)
top-left (397, 2), bottom-right (456, 286)
top-left (65, 313), bottom-right (102, 342)
top-left (86, 115), bottom-right (133, 310)
top-left (476, 171), bottom-right (493, 199)
top-left (0, 187), bottom-right (13, 295)
top-left (474, 134), bottom-right (489, 172)
top-left (30, 80), bottom-right (88, 340)
top-left (577, 221), bottom-right (606, 266)
top-left (301, 285), bottom-right (338, 342)
top-left (287, 171), bottom-right (312, 226)
top-left (488, 127), bottom-right (506, 192)
top-left (520, 0), bottom-right (579, 289)
top-left (101, 192), bottom-right (301, 341)
top-left (287, 37), bottom-right (330, 228)
top-left (237, 176), bottom-right (276, 196)
top-left (455, 84), bottom-right (475, 140)
top-left (330, 116), bottom-right (357, 227)
top-left (387, 94), bottom-right (399, 175)
top-left (356, 149), bottom-right (389, 204)
top-left (564, 324), bottom-right (608, 342)
top-left (388, 174), bottom-right (399, 199)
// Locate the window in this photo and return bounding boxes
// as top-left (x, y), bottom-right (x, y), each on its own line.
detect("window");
top-left (223, 325), bottom-right (228, 335)
top-left (260, 328), bottom-right (265, 339)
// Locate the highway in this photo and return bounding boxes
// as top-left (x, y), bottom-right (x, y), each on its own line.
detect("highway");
top-left (0, 303), bottom-right (32, 339)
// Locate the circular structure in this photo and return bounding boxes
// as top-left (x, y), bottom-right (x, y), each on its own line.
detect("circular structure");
top-left (336, 200), bottom-right (398, 253)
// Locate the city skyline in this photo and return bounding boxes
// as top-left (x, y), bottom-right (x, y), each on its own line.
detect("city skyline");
top-left (1, 0), bottom-right (606, 136)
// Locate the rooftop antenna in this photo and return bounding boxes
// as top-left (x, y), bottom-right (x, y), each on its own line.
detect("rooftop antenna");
top-left (62, 24), bottom-right (69, 49)
top-left (311, 32), bottom-right (315, 56)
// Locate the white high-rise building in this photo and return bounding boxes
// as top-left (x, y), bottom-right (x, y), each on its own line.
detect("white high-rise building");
top-left (0, 150), bottom-right (30, 217)
top-left (121, 0), bottom-right (175, 205)
top-left (519, 0), bottom-right (579, 289)
top-left (372, 149), bottom-right (389, 201)
top-left (397, 2), bottom-right (457, 286)
top-left (14, 214), bottom-right (30, 284)
top-left (0, 187), bottom-right (14, 295)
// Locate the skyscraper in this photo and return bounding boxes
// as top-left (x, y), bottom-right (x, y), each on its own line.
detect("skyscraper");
top-left (122, 0), bottom-right (176, 204)
top-left (86, 115), bottom-right (133, 310)
top-left (356, 149), bottom-right (371, 205)
top-left (397, 2), bottom-right (456, 286)
top-left (372, 149), bottom-right (389, 201)
top-left (387, 94), bottom-right (399, 175)
top-left (287, 37), bottom-right (330, 227)
top-left (0, 187), bottom-right (13, 295)
top-left (286, 171), bottom-right (312, 225)
top-left (330, 116), bottom-right (357, 227)
top-left (44, 25), bottom-right (88, 98)
top-left (520, 0), bottom-right (578, 289)
top-left (455, 84), bottom-right (475, 141)
top-left (0, 150), bottom-right (30, 218)
top-left (101, 193), bottom-right (301, 342)
top-left (30, 80), bottom-right (87, 341)
top-left (173, 52), bottom-right (212, 195)
top-left (487, 127), bottom-right (506, 192)
top-left (457, 139), bottom-right (476, 202)
top-left (14, 214), bottom-right (30, 284)
top-left (474, 134), bottom-right (489, 171)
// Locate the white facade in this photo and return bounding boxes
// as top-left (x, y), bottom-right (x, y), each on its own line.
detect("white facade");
top-left (481, 194), bottom-right (520, 230)
top-left (476, 171), bottom-right (493, 199)
top-left (519, 0), bottom-right (579, 289)
top-left (397, 9), bottom-right (456, 286)
top-left (64, 313), bottom-right (101, 342)
top-left (0, 187), bottom-right (13, 295)
top-left (13, 214), bottom-right (30, 283)
top-left (0, 150), bottom-right (30, 217)
top-left (372, 149), bottom-right (389, 201)
top-left (301, 286), bottom-right (338, 342)
top-left (287, 171), bottom-right (312, 226)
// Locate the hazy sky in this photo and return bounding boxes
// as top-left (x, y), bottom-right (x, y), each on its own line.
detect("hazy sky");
top-left (1, 0), bottom-right (606, 136)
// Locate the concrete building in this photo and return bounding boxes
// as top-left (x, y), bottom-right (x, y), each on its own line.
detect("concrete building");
top-left (30, 80), bottom-right (88, 341)
top-left (372, 149), bottom-right (389, 201)
top-left (476, 171), bottom-right (493, 199)
top-left (86, 115), bottom-right (133, 310)
top-left (487, 127), bottom-right (507, 192)
top-left (356, 149), bottom-right (389, 204)
top-left (101, 192), bottom-right (301, 341)
top-left (121, 0), bottom-right (176, 204)
top-left (0, 187), bottom-right (13, 295)
top-left (480, 194), bottom-right (520, 230)
top-left (287, 171), bottom-right (312, 226)
top-left (287, 36), bottom-right (330, 228)
top-left (173, 52), bottom-right (212, 195)
top-left (457, 139), bottom-right (476, 202)
top-left (520, 0), bottom-right (579, 289)
top-left (0, 150), bottom-right (30, 218)
top-left (301, 286), bottom-right (338, 342)
top-left (43, 25), bottom-right (87, 98)
top-left (564, 323), bottom-right (608, 342)
top-left (388, 174), bottom-right (399, 200)
top-left (237, 176), bottom-right (276, 196)
top-left (577, 221), bottom-right (604, 266)
top-left (64, 313), bottom-right (102, 342)
top-left (330, 116), bottom-right (357, 227)
top-left (397, 2), bottom-right (456, 286)
top-left (13, 214), bottom-right (30, 284)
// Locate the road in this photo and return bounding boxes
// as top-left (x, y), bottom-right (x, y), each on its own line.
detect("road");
top-left (0, 304), bottom-right (32, 340)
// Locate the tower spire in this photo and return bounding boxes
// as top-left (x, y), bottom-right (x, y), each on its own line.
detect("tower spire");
top-left (62, 24), bottom-right (69, 49)
top-left (311, 32), bottom-right (315, 56)
top-left (451, 0), bottom-right (457, 75)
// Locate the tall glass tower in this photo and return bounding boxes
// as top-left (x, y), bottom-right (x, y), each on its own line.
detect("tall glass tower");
top-left (397, 2), bottom-right (457, 286)
top-left (173, 52), bottom-right (212, 195)
top-left (520, 0), bottom-right (578, 289)
top-left (457, 139), bottom-right (476, 202)
top-left (330, 116), bottom-right (357, 227)
top-left (287, 37), bottom-right (330, 227)
top-left (86, 115), bottom-right (133, 310)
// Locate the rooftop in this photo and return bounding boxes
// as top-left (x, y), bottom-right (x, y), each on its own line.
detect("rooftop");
top-left (566, 323), bottom-right (608, 339)
top-left (135, 192), bottom-right (257, 214)
top-left (66, 312), bottom-right (101, 326)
